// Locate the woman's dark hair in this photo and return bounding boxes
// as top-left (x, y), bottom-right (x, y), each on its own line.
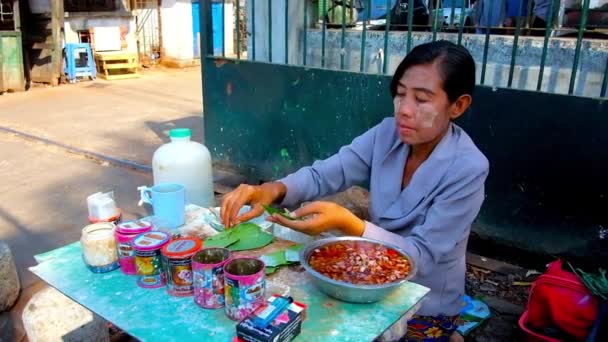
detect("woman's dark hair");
top-left (390, 40), bottom-right (476, 103)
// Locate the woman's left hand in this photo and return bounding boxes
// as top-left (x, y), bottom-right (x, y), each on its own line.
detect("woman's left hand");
top-left (266, 201), bottom-right (365, 236)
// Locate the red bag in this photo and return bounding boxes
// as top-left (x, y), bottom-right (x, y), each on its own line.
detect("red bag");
top-left (520, 259), bottom-right (598, 341)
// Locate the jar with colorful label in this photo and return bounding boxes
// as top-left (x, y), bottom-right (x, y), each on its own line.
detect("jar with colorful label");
top-left (224, 258), bottom-right (266, 321)
top-left (115, 220), bottom-right (153, 275)
top-left (81, 222), bottom-right (120, 273)
top-left (132, 231), bottom-right (170, 288)
top-left (192, 248), bottom-right (232, 309)
top-left (161, 237), bottom-right (202, 296)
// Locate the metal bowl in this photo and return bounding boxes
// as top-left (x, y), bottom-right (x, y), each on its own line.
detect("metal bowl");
top-left (299, 236), bottom-right (417, 303)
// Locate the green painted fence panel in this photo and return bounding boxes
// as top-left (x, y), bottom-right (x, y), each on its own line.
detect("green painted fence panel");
top-left (203, 58), bottom-right (608, 257)
top-left (0, 31), bottom-right (25, 93)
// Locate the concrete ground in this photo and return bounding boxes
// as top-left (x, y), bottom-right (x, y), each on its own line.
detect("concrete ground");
top-left (0, 66), bottom-right (203, 166)
top-left (0, 66), bottom-right (203, 341)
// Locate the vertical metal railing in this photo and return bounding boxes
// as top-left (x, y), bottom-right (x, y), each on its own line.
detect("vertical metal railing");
top-left (537, 0), bottom-right (557, 91)
top-left (457, 0), bottom-right (465, 46)
top-left (321, 0), bottom-right (327, 67)
top-left (569, 0), bottom-right (591, 95)
top-left (507, 0), bottom-right (525, 87)
top-left (382, 0), bottom-right (391, 73)
top-left (340, 0), bottom-right (347, 69)
top-left (432, 0), bottom-right (440, 41)
top-left (251, 0), bottom-right (256, 60)
top-left (406, 0), bottom-right (413, 53)
top-left (480, 2), bottom-right (494, 85)
top-left (222, 0), bottom-right (226, 57)
top-left (202, 0), bottom-right (605, 99)
top-left (360, 0), bottom-right (370, 72)
top-left (236, 0), bottom-right (241, 59)
top-left (302, 0), bottom-right (307, 66)
top-left (285, 0), bottom-right (289, 64)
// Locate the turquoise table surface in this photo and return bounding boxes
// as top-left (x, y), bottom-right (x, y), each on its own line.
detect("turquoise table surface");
top-left (30, 242), bottom-right (429, 342)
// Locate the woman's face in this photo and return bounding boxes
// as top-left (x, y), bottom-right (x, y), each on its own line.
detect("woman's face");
top-left (393, 62), bottom-right (455, 146)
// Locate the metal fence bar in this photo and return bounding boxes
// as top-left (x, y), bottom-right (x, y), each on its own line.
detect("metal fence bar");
top-left (321, 0), bottom-right (327, 67)
top-left (222, 0), bottom-right (226, 57)
top-left (251, 0), bottom-right (256, 60)
top-left (268, 0), bottom-right (272, 62)
top-left (569, 0), bottom-right (590, 95)
top-left (285, 0), bottom-right (289, 64)
top-left (236, 0), bottom-right (241, 59)
top-left (407, 0), bottom-right (413, 53)
top-left (507, 0), bottom-right (525, 87)
top-left (360, 0), bottom-right (370, 72)
top-left (449, 1), bottom-right (455, 30)
top-left (480, 2), bottom-right (494, 85)
top-left (383, 0), bottom-right (391, 73)
top-left (537, 0), bottom-right (556, 91)
top-left (303, 0), bottom-right (307, 66)
top-left (601, 57), bottom-right (608, 97)
top-left (432, 0), bottom-right (440, 41)
top-left (457, 0), bottom-right (465, 45)
top-left (526, 0), bottom-right (534, 29)
top-left (341, 0), bottom-right (346, 69)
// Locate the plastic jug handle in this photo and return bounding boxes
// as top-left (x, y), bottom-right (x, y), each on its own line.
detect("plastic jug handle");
top-left (138, 186), bottom-right (153, 206)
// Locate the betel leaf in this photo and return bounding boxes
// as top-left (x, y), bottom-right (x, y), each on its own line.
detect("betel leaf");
top-left (262, 205), bottom-right (302, 221)
top-left (260, 250), bottom-right (288, 268)
top-left (285, 244), bottom-right (304, 263)
top-left (203, 227), bottom-right (239, 248)
top-left (226, 223), bottom-right (274, 251)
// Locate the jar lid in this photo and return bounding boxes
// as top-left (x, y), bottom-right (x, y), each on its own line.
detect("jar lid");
top-left (161, 237), bottom-right (202, 258)
top-left (82, 222), bottom-right (116, 240)
top-left (169, 128), bottom-right (191, 139)
top-left (116, 220), bottom-right (152, 234)
top-left (132, 231), bottom-right (170, 251)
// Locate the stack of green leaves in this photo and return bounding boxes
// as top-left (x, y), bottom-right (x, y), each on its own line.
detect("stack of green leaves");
top-left (260, 244), bottom-right (304, 275)
top-left (203, 223), bottom-right (273, 251)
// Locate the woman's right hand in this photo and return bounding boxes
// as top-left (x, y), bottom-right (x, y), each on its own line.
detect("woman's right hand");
top-left (220, 182), bottom-right (287, 227)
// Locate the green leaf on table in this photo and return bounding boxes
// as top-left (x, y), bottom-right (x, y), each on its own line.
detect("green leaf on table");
top-left (203, 229), bottom-right (239, 248)
top-left (260, 250), bottom-right (288, 268)
top-left (262, 205), bottom-right (302, 221)
top-left (285, 244), bottom-right (304, 263)
top-left (226, 223), bottom-right (274, 251)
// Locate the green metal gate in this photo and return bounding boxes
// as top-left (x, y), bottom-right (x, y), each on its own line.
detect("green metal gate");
top-left (199, 0), bottom-right (608, 257)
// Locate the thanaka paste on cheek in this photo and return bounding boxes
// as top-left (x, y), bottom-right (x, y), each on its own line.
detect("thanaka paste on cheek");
top-left (416, 103), bottom-right (439, 128)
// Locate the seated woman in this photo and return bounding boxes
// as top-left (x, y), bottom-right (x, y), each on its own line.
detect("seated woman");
top-left (220, 40), bottom-right (489, 341)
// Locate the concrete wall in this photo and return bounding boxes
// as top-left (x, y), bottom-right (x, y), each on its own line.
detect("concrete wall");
top-left (302, 30), bottom-right (608, 98)
top-left (161, 0), bottom-right (234, 67)
top-left (160, 0), bottom-right (194, 64)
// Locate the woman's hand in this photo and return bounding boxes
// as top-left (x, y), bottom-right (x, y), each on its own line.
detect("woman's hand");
top-left (220, 182), bottom-right (286, 227)
top-left (266, 201), bottom-right (365, 236)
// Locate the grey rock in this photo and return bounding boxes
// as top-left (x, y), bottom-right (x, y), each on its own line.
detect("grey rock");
top-left (22, 287), bottom-right (109, 342)
top-left (0, 241), bottom-right (20, 312)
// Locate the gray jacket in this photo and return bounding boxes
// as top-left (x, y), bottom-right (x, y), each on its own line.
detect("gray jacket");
top-left (280, 117), bottom-right (489, 316)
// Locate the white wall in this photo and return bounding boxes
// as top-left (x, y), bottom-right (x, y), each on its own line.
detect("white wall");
top-left (160, 0), bottom-right (195, 61)
top-left (64, 16), bottom-right (138, 53)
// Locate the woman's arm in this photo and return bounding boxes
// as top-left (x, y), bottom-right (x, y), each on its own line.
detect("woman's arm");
top-left (279, 120), bottom-right (385, 207)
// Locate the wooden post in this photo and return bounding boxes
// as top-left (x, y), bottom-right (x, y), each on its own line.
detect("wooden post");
top-left (50, 0), bottom-right (63, 86)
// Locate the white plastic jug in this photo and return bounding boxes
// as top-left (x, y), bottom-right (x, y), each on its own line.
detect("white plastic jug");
top-left (152, 128), bottom-right (215, 207)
